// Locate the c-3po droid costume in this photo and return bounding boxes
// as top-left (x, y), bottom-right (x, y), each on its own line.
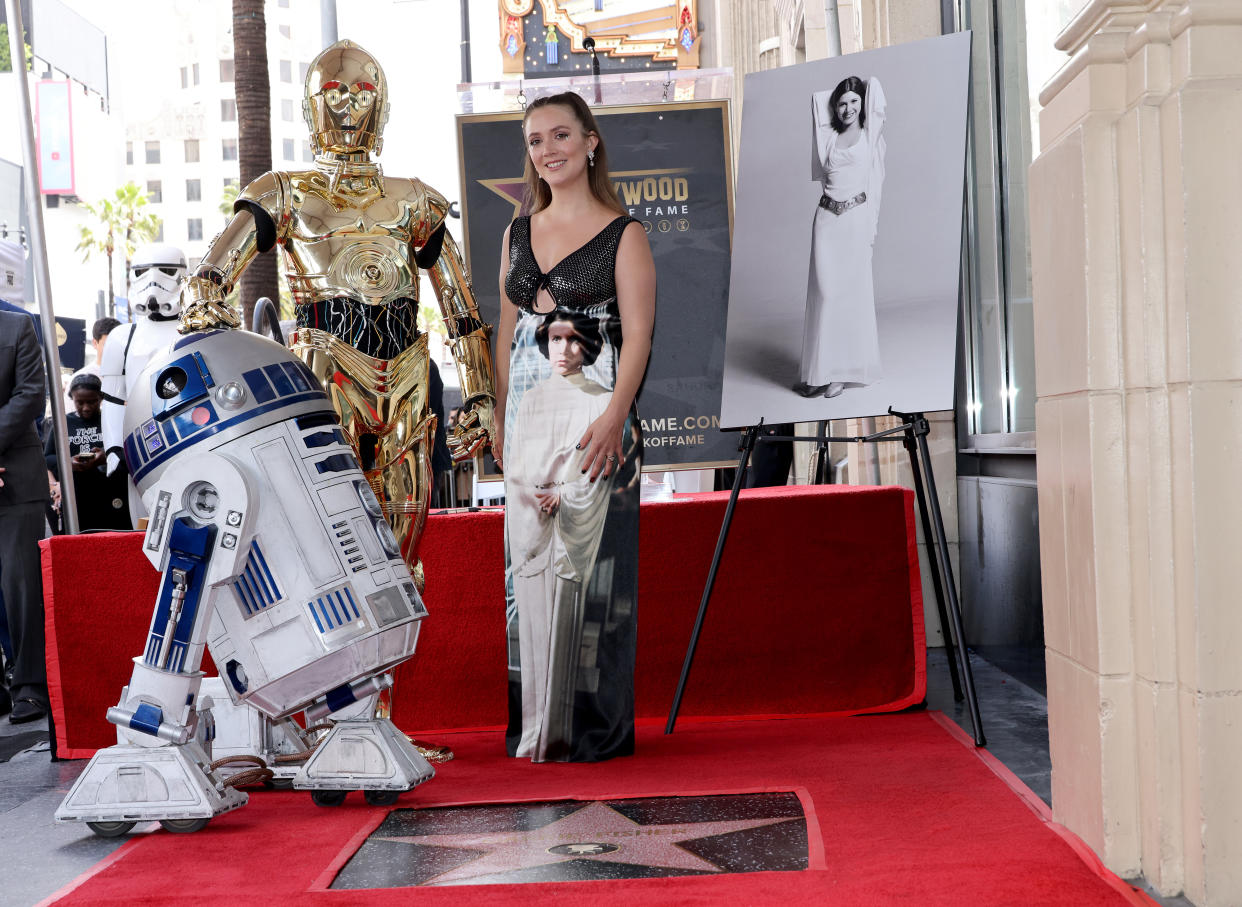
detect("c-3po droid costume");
top-left (181, 39), bottom-right (495, 582)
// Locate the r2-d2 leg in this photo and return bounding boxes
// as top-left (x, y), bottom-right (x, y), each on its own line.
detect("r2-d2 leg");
top-left (54, 454), bottom-right (256, 836)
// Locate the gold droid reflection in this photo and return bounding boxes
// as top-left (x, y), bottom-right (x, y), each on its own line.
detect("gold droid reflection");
top-left (179, 40), bottom-right (495, 582)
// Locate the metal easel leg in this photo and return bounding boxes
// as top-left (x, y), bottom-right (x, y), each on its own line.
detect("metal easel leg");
top-left (902, 424), bottom-right (963, 700)
top-left (665, 423), bottom-right (761, 734)
top-left (908, 413), bottom-right (985, 745)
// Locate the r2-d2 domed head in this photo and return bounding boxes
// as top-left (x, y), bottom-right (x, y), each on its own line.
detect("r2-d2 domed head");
top-left (130, 243), bottom-right (188, 321)
top-left (303, 39), bottom-right (390, 157)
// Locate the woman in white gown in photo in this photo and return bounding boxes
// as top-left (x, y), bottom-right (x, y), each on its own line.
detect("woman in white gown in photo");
top-left (795, 75), bottom-right (887, 399)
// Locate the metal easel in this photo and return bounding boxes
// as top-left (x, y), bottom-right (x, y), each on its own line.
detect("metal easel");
top-left (665, 409), bottom-right (985, 746)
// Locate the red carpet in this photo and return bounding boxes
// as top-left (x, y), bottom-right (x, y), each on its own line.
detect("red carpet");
top-left (45, 486), bottom-right (926, 756)
top-left (43, 713), bottom-right (1152, 906)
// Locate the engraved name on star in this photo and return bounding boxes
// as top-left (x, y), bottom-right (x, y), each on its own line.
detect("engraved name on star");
top-left (374, 800), bottom-right (797, 886)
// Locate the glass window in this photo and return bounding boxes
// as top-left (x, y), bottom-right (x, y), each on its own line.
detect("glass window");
top-left (282, 138), bottom-right (295, 160)
top-left (219, 59), bottom-right (234, 82)
top-left (299, 62), bottom-right (309, 82)
top-left (224, 176), bottom-right (238, 190)
top-left (281, 98), bottom-right (294, 121)
top-left (147, 180), bottom-right (162, 203)
top-left (145, 141), bottom-right (160, 164)
top-left (154, 223), bottom-right (164, 243)
top-left (187, 218), bottom-right (203, 241)
top-left (279, 0), bottom-right (289, 7)
top-left (184, 139), bottom-right (200, 163)
top-left (279, 24), bottom-right (291, 39)
top-left (222, 138), bottom-right (238, 161)
top-left (280, 60), bottom-right (293, 83)
top-left (302, 140), bottom-right (314, 163)
top-left (221, 99), bottom-right (236, 121)
top-left (193, 62), bottom-right (200, 85)
top-left (125, 142), bottom-right (133, 166)
top-left (180, 67), bottom-right (188, 89)
top-left (958, 0), bottom-right (1076, 435)
top-left (186, 179), bottom-right (201, 202)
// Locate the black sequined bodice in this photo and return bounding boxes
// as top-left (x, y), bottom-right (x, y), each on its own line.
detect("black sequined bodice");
top-left (505, 215), bottom-right (635, 311)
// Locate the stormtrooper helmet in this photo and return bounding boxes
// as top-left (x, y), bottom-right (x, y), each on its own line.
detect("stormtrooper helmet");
top-left (130, 243), bottom-right (188, 320)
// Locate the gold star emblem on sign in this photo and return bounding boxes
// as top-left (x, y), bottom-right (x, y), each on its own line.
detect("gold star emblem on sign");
top-left (374, 800), bottom-right (797, 885)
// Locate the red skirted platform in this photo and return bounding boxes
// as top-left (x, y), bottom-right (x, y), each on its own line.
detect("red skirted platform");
top-left (43, 485), bottom-right (926, 758)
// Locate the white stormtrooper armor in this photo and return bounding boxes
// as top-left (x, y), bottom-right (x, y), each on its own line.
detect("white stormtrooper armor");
top-left (100, 243), bottom-right (188, 525)
top-left (56, 329), bottom-right (434, 836)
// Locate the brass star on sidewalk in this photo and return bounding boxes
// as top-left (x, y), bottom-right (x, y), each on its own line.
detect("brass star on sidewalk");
top-left (374, 800), bottom-right (797, 885)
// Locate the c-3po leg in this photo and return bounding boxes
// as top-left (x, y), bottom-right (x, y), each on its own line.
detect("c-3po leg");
top-left (291, 329), bottom-right (435, 585)
top-left (371, 405), bottom-right (435, 585)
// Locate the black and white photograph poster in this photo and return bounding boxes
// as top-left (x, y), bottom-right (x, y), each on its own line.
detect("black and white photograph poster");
top-left (719, 31), bottom-right (972, 428)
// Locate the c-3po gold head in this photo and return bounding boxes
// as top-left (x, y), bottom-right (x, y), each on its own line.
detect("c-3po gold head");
top-left (303, 39), bottom-right (390, 157)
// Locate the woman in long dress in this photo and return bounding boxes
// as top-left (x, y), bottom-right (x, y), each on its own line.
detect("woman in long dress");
top-left (494, 92), bottom-right (655, 762)
top-left (795, 75), bottom-right (887, 399)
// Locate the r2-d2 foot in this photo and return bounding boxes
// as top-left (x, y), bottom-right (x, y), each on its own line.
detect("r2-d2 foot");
top-left (293, 678), bottom-right (434, 806)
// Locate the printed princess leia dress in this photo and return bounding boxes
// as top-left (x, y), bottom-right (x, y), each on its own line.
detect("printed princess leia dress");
top-left (800, 77), bottom-right (887, 388)
top-left (502, 215), bottom-right (641, 763)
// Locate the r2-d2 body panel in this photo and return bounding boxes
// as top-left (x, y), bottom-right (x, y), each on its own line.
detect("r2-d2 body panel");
top-left (123, 329), bottom-right (426, 720)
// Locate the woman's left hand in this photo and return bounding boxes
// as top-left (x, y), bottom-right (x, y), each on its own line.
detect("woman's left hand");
top-left (577, 408), bottom-right (626, 483)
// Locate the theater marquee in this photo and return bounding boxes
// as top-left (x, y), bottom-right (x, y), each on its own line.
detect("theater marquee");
top-left (457, 100), bottom-right (734, 473)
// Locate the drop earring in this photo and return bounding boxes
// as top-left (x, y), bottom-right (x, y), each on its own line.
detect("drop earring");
top-left (587, 149), bottom-right (595, 167)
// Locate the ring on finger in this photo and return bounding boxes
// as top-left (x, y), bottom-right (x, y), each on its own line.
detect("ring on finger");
top-left (605, 454), bottom-right (618, 462)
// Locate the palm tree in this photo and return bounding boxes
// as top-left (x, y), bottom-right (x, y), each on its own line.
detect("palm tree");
top-left (219, 182), bottom-right (240, 222)
top-left (0, 23), bottom-right (32, 72)
top-left (232, 0), bottom-right (279, 330)
top-left (76, 183), bottom-right (162, 316)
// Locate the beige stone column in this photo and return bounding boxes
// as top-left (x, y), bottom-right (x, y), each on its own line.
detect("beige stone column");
top-left (1031, 2), bottom-right (1242, 902)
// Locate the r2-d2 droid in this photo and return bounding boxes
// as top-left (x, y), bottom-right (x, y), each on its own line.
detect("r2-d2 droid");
top-left (56, 330), bottom-right (433, 836)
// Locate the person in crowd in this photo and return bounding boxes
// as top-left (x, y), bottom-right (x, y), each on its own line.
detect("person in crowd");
top-left (796, 74), bottom-right (888, 399)
top-left (428, 360), bottom-right (452, 491)
top-left (63, 317), bottom-right (120, 408)
top-left (46, 373), bottom-right (129, 532)
top-left (495, 91), bottom-right (655, 762)
top-left (0, 309), bottom-right (51, 724)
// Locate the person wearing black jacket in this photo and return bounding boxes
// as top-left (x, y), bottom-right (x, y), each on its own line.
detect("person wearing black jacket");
top-left (0, 310), bottom-right (51, 723)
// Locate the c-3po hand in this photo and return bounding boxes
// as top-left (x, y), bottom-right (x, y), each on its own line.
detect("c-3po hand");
top-left (178, 297), bottom-right (241, 335)
top-left (448, 403), bottom-right (492, 461)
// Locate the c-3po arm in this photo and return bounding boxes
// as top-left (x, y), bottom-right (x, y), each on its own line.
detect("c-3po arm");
top-left (179, 173), bottom-right (286, 334)
top-left (417, 185), bottom-right (497, 460)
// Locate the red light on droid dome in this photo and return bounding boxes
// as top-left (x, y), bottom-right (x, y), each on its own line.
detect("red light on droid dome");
top-left (192, 406), bottom-right (211, 426)
top-left (321, 80), bottom-right (343, 90)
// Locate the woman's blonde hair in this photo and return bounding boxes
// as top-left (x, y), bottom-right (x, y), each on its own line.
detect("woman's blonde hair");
top-left (521, 92), bottom-right (626, 217)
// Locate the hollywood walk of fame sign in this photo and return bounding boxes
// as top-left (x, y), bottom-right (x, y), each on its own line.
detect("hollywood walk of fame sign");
top-left (332, 792), bottom-right (809, 888)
